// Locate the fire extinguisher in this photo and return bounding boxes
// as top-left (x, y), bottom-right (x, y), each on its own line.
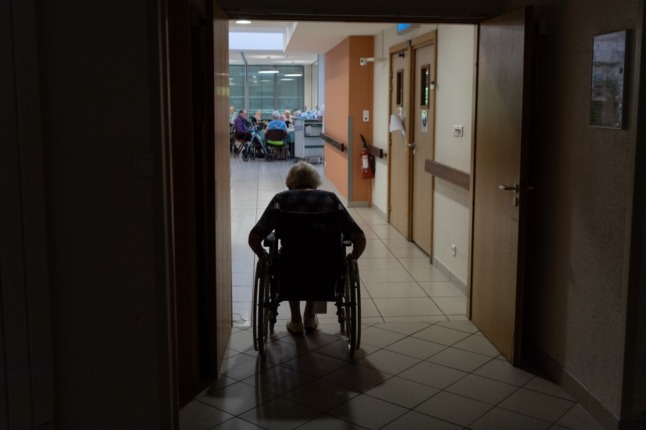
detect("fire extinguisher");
top-left (361, 135), bottom-right (375, 179)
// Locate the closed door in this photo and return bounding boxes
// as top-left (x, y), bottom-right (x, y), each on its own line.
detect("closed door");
top-left (471, 7), bottom-right (533, 364)
top-left (411, 32), bottom-right (437, 255)
top-left (388, 45), bottom-right (412, 238)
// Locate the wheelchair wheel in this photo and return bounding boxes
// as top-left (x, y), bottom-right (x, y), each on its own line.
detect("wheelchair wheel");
top-left (344, 255), bottom-right (361, 356)
top-left (242, 152), bottom-right (249, 162)
top-left (252, 255), bottom-right (270, 355)
top-left (250, 151), bottom-right (256, 160)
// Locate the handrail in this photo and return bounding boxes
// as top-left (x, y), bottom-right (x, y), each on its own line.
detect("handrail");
top-left (425, 159), bottom-right (470, 190)
top-left (321, 133), bottom-right (345, 152)
top-left (368, 145), bottom-right (386, 159)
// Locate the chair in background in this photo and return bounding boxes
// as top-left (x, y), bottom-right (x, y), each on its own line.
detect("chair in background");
top-left (264, 128), bottom-right (288, 160)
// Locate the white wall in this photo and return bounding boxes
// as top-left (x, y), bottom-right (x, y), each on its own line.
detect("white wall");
top-left (432, 25), bottom-right (476, 284)
top-left (371, 24), bottom-right (475, 285)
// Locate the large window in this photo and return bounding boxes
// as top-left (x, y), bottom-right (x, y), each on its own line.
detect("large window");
top-left (229, 65), bottom-right (304, 119)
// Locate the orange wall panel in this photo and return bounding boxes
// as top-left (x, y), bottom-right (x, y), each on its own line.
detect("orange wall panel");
top-left (323, 36), bottom-right (373, 204)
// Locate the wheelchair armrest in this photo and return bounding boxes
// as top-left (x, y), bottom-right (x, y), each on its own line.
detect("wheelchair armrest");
top-left (262, 232), bottom-right (275, 248)
top-left (342, 239), bottom-right (352, 247)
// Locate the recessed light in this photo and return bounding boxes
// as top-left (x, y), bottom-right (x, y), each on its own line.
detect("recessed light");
top-left (235, 20), bottom-right (252, 24)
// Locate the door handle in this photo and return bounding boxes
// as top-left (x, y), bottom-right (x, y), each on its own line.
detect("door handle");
top-left (498, 183), bottom-right (519, 193)
top-left (407, 143), bottom-right (416, 149)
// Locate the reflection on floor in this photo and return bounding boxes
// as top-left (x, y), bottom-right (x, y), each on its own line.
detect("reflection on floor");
top-left (180, 158), bottom-right (603, 430)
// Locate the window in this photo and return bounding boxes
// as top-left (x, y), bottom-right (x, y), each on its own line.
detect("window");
top-left (420, 65), bottom-right (430, 107)
top-left (229, 65), bottom-right (304, 119)
top-left (396, 69), bottom-right (404, 106)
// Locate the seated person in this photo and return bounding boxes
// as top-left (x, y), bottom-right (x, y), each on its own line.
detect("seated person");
top-left (266, 110), bottom-right (287, 133)
top-left (233, 109), bottom-right (252, 141)
top-left (252, 110), bottom-right (263, 125)
top-left (248, 162), bottom-right (366, 335)
top-left (284, 110), bottom-right (292, 128)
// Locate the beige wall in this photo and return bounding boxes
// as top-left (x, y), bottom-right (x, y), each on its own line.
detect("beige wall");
top-left (432, 25), bottom-right (476, 284)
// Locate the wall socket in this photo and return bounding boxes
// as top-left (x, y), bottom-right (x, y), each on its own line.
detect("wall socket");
top-left (452, 125), bottom-right (463, 137)
top-left (363, 110), bottom-right (370, 122)
top-left (451, 244), bottom-right (457, 256)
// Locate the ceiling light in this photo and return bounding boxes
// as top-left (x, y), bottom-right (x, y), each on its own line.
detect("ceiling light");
top-left (284, 74), bottom-right (302, 77)
top-left (258, 69), bottom-right (279, 74)
top-left (235, 20), bottom-right (252, 24)
top-left (280, 78), bottom-right (294, 81)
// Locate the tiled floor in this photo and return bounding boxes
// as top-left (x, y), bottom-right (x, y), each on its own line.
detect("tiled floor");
top-left (180, 158), bottom-right (604, 430)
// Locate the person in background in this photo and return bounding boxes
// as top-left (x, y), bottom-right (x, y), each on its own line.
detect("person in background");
top-left (284, 110), bottom-right (292, 128)
top-left (266, 110), bottom-right (287, 133)
top-left (253, 110), bottom-right (263, 124)
top-left (233, 109), bottom-right (252, 141)
top-left (248, 161), bottom-right (366, 334)
top-left (229, 106), bottom-right (236, 125)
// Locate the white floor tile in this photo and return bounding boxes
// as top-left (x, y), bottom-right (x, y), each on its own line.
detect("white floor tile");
top-left (384, 336), bottom-right (447, 360)
top-left (524, 376), bottom-right (575, 401)
top-left (473, 359), bottom-right (534, 386)
top-left (238, 397), bottom-right (321, 430)
top-left (427, 346), bottom-right (493, 372)
top-left (365, 376), bottom-right (439, 408)
top-left (364, 282), bottom-right (427, 298)
top-left (413, 325), bottom-right (472, 346)
top-left (360, 268), bottom-right (416, 284)
top-left (432, 296), bottom-right (467, 315)
top-left (322, 362), bottom-right (391, 393)
top-left (399, 361), bottom-right (467, 389)
top-left (373, 297), bottom-right (443, 317)
top-left (469, 407), bottom-right (551, 430)
top-left (198, 382), bottom-right (276, 416)
top-left (211, 417), bottom-right (266, 429)
top-left (556, 404), bottom-right (604, 430)
top-left (452, 334), bottom-right (501, 357)
top-left (328, 394), bottom-right (408, 430)
top-left (179, 400), bottom-right (234, 430)
top-left (445, 374), bottom-right (518, 405)
top-left (360, 326), bottom-right (407, 348)
top-left (414, 391), bottom-right (491, 427)
top-left (356, 349), bottom-right (421, 375)
top-left (381, 411), bottom-right (463, 430)
top-left (282, 379), bottom-right (359, 412)
top-left (295, 413), bottom-right (366, 430)
top-left (498, 388), bottom-right (574, 422)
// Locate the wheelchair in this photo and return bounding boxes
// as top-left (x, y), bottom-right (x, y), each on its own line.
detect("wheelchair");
top-left (252, 208), bottom-right (361, 357)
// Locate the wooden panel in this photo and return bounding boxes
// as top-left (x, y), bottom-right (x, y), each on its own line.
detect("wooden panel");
top-left (425, 159), bottom-right (470, 190)
top-left (388, 47), bottom-right (412, 238)
top-left (471, 7), bottom-right (530, 364)
top-left (411, 32), bottom-right (437, 255)
top-left (212, 1), bottom-right (232, 374)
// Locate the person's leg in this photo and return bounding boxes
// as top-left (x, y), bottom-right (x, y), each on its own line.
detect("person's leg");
top-left (289, 301), bottom-right (302, 322)
top-left (287, 300), bottom-right (304, 334)
top-left (303, 301), bottom-right (314, 319)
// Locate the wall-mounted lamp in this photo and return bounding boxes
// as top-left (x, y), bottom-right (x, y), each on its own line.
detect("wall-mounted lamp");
top-left (359, 57), bottom-right (386, 66)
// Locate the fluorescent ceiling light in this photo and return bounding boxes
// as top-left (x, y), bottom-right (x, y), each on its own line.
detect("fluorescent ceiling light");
top-left (284, 74), bottom-right (303, 77)
top-left (280, 78), bottom-right (294, 81)
top-left (235, 20), bottom-right (252, 24)
top-left (258, 70), bottom-right (279, 74)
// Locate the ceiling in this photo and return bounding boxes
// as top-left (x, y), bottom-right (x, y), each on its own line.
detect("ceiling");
top-left (229, 20), bottom-right (393, 65)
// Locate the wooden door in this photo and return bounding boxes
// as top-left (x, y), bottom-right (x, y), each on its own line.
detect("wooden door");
top-left (411, 32), bottom-right (437, 255)
top-left (388, 43), bottom-right (412, 238)
top-left (471, 7), bottom-right (532, 364)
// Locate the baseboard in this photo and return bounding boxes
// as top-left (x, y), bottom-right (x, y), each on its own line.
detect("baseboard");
top-left (431, 256), bottom-right (467, 294)
top-left (529, 344), bottom-right (645, 430)
top-left (347, 201), bottom-right (370, 208)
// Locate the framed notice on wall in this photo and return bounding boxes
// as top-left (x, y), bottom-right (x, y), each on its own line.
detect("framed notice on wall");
top-left (590, 30), bottom-right (628, 129)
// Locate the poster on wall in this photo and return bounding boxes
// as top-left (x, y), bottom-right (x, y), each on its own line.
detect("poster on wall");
top-left (590, 30), bottom-right (628, 129)
top-left (421, 109), bottom-right (428, 133)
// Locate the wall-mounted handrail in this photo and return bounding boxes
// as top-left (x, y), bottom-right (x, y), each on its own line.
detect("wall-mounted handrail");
top-left (321, 133), bottom-right (345, 152)
top-left (425, 159), bottom-right (470, 190)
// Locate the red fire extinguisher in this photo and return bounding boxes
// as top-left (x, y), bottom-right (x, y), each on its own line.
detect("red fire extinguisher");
top-left (361, 135), bottom-right (375, 179)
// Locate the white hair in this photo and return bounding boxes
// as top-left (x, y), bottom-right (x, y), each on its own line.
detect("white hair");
top-left (285, 161), bottom-right (322, 190)
top-left (271, 110), bottom-right (281, 120)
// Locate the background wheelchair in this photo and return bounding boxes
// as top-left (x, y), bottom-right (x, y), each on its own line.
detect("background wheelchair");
top-left (252, 209), bottom-right (361, 356)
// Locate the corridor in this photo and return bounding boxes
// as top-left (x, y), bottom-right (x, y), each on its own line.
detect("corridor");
top-left (180, 159), bottom-right (603, 430)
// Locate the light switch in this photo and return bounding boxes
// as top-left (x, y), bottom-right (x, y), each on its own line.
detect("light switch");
top-left (363, 110), bottom-right (370, 122)
top-left (452, 125), bottom-right (463, 137)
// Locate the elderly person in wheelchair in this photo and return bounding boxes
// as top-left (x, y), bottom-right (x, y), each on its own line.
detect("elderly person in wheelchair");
top-left (248, 162), bottom-right (366, 353)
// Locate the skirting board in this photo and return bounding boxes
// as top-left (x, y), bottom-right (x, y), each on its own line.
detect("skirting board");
top-left (432, 256), bottom-right (467, 294)
top-left (347, 201), bottom-right (370, 208)
top-left (529, 345), bottom-right (646, 430)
